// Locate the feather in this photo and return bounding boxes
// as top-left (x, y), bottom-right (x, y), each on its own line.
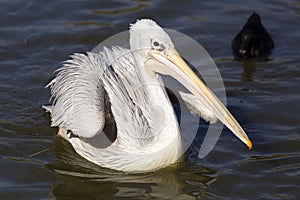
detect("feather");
top-left (48, 48), bottom-right (152, 145)
top-left (49, 53), bottom-right (106, 138)
top-left (179, 91), bottom-right (218, 124)
top-left (42, 105), bottom-right (53, 113)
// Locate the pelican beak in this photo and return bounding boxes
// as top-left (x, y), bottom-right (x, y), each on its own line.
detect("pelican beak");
top-left (148, 47), bottom-right (252, 149)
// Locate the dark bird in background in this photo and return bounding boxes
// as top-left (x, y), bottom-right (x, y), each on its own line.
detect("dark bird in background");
top-left (232, 12), bottom-right (274, 59)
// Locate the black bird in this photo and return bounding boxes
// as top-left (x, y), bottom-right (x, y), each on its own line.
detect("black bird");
top-left (232, 12), bottom-right (274, 59)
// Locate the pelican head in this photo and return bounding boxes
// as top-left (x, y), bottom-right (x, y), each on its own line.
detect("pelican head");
top-left (129, 19), bottom-right (252, 149)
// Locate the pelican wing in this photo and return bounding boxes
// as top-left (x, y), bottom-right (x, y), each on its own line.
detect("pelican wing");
top-left (49, 53), bottom-right (106, 138)
top-left (100, 47), bottom-right (152, 148)
top-left (48, 48), bottom-right (151, 144)
top-left (179, 91), bottom-right (218, 124)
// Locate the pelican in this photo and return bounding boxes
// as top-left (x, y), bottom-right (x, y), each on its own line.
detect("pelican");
top-left (44, 19), bottom-right (252, 172)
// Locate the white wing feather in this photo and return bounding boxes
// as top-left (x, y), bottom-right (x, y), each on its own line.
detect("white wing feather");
top-left (99, 47), bottom-right (152, 148)
top-left (179, 91), bottom-right (218, 124)
top-left (49, 53), bottom-right (106, 138)
top-left (48, 48), bottom-right (151, 143)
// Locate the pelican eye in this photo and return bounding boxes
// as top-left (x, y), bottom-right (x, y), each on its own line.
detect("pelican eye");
top-left (151, 39), bottom-right (165, 52)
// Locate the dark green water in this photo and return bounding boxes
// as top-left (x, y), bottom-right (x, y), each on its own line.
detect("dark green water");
top-left (1, 0), bottom-right (300, 199)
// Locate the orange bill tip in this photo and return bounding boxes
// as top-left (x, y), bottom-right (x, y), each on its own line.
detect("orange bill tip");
top-left (247, 139), bottom-right (253, 150)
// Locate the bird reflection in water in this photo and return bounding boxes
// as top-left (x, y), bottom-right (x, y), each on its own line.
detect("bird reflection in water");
top-left (241, 60), bottom-right (255, 81)
top-left (47, 137), bottom-right (218, 199)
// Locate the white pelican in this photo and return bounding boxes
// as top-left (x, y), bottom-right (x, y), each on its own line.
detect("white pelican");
top-left (44, 19), bottom-right (252, 172)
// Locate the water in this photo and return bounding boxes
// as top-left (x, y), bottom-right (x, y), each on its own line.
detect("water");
top-left (1, 0), bottom-right (299, 199)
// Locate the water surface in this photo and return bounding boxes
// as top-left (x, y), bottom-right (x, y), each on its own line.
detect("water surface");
top-left (1, 0), bottom-right (299, 199)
